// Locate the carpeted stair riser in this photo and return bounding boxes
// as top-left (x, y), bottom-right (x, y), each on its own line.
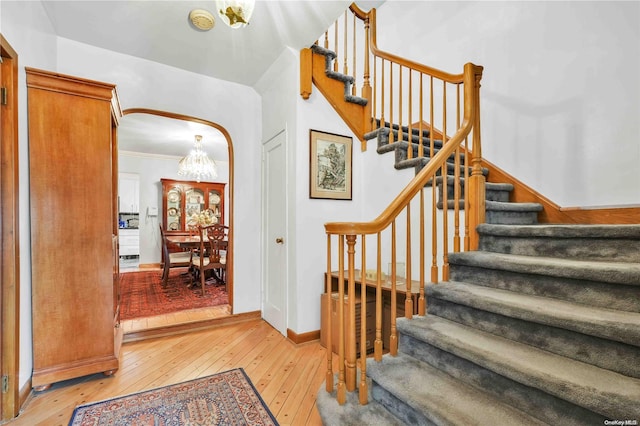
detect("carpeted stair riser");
top-left (448, 262), bottom-right (640, 313)
top-left (316, 378), bottom-right (404, 426)
top-left (395, 331), bottom-right (606, 425)
top-left (485, 200), bottom-right (543, 225)
top-left (426, 297), bottom-right (640, 378)
top-left (396, 317), bottom-right (640, 420)
top-left (427, 281), bottom-right (640, 346)
top-left (436, 177), bottom-right (513, 209)
top-left (366, 353), bottom-right (546, 425)
top-left (478, 223), bottom-right (640, 263)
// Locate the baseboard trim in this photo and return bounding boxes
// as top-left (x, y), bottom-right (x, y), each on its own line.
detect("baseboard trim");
top-left (123, 311), bottom-right (261, 343)
top-left (287, 328), bottom-right (320, 345)
top-left (137, 262), bottom-right (160, 269)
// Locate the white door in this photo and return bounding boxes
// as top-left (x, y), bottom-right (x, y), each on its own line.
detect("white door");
top-left (262, 131), bottom-right (287, 335)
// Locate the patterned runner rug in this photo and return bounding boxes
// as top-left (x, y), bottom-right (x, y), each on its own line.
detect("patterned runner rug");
top-left (120, 269), bottom-right (228, 320)
top-left (68, 368), bottom-right (278, 425)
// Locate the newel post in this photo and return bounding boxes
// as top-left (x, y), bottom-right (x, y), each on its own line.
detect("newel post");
top-left (300, 47), bottom-right (313, 100)
top-left (466, 63), bottom-right (485, 250)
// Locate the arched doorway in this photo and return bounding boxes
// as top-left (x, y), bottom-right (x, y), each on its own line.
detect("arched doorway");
top-left (118, 108), bottom-right (235, 332)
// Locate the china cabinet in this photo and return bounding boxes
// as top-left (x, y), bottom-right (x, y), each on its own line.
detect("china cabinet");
top-left (27, 68), bottom-right (122, 390)
top-left (161, 178), bottom-right (225, 234)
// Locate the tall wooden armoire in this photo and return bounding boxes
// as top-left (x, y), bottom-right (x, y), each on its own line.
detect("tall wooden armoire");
top-left (26, 68), bottom-right (123, 391)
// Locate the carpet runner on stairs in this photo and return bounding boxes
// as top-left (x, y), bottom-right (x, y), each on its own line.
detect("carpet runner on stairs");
top-left (317, 223), bottom-right (640, 425)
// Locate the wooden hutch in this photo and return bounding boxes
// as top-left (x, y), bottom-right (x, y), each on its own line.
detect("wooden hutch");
top-left (161, 178), bottom-right (226, 236)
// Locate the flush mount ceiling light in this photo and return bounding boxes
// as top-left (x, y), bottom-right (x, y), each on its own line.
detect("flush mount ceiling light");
top-left (178, 135), bottom-right (218, 183)
top-left (189, 9), bottom-right (215, 31)
top-left (215, 0), bottom-right (255, 29)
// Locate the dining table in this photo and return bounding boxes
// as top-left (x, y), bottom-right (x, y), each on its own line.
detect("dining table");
top-left (166, 235), bottom-right (228, 250)
top-left (166, 234), bottom-right (228, 285)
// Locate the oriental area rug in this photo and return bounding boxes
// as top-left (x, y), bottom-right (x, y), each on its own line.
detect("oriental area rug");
top-left (68, 368), bottom-right (278, 425)
top-left (120, 269), bottom-right (228, 320)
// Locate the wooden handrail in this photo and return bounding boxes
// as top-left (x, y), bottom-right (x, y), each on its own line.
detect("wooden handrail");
top-left (315, 3), bottom-right (484, 408)
top-left (325, 63), bottom-right (481, 236)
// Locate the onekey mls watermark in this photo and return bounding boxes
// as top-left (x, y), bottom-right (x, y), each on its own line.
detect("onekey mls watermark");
top-left (604, 420), bottom-right (638, 425)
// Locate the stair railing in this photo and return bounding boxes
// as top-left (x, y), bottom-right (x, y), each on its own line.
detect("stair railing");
top-left (319, 4), bottom-right (485, 406)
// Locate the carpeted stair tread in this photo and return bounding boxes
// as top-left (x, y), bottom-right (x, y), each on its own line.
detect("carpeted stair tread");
top-left (316, 383), bottom-right (404, 426)
top-left (397, 316), bottom-right (640, 419)
top-left (449, 251), bottom-right (640, 286)
top-left (427, 281), bottom-right (640, 346)
top-left (486, 199), bottom-right (543, 212)
top-left (477, 223), bottom-right (640, 238)
top-left (367, 352), bottom-right (547, 426)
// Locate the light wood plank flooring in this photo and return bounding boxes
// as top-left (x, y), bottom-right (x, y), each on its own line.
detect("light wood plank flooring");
top-left (8, 319), bottom-right (332, 426)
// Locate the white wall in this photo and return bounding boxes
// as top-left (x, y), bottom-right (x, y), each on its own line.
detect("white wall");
top-left (377, 0), bottom-right (640, 207)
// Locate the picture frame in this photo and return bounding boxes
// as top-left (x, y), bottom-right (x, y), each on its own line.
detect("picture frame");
top-left (309, 129), bottom-right (353, 200)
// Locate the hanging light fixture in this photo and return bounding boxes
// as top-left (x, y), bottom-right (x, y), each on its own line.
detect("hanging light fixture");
top-left (178, 135), bottom-right (218, 182)
top-left (215, 0), bottom-right (255, 29)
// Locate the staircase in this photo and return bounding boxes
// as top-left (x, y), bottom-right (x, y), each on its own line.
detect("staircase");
top-left (307, 9), bottom-right (640, 423)
top-left (318, 219), bottom-right (640, 424)
top-left (312, 49), bottom-right (640, 426)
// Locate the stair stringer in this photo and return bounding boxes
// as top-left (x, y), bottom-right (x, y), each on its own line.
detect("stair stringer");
top-left (307, 46), bottom-right (368, 143)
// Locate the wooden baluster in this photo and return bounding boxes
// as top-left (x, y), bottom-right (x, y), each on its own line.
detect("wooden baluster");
top-left (389, 63), bottom-right (394, 144)
top-left (333, 19), bottom-right (338, 72)
top-left (374, 232), bottom-right (383, 361)
top-left (453, 84), bottom-right (461, 253)
top-left (407, 69), bottom-right (412, 159)
top-left (398, 65), bottom-right (403, 145)
top-left (430, 76), bottom-right (438, 284)
top-left (343, 12), bottom-right (348, 76)
top-left (418, 73), bottom-right (424, 158)
top-left (352, 13), bottom-right (356, 97)
top-left (359, 235), bottom-right (368, 405)
top-left (325, 235), bottom-right (333, 393)
top-left (345, 235), bottom-right (357, 392)
top-left (389, 220), bottom-right (398, 355)
top-left (405, 204), bottom-right (413, 318)
top-left (442, 82), bottom-right (450, 281)
top-left (380, 59), bottom-right (386, 134)
top-left (363, 14), bottom-right (373, 133)
top-left (336, 235), bottom-right (346, 405)
top-left (323, 30), bottom-right (329, 49)
top-left (419, 188), bottom-right (426, 315)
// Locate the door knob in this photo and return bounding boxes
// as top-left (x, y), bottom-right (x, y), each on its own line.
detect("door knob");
top-left (275, 237), bottom-right (284, 244)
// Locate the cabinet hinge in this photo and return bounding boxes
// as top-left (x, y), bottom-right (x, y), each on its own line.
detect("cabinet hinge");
top-left (0, 87), bottom-right (7, 106)
top-left (2, 375), bottom-right (8, 393)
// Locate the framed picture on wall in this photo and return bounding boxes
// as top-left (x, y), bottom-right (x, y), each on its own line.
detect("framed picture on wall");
top-left (309, 129), bottom-right (352, 200)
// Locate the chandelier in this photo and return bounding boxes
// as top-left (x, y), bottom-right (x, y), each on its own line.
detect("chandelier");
top-left (178, 135), bottom-right (217, 183)
top-left (215, 0), bottom-right (255, 29)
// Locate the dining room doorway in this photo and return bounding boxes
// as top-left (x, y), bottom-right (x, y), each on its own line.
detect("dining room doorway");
top-left (117, 109), bottom-right (235, 336)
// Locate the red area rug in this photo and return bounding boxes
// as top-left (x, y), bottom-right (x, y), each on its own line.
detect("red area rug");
top-left (69, 368), bottom-right (278, 425)
top-left (120, 269), bottom-right (228, 320)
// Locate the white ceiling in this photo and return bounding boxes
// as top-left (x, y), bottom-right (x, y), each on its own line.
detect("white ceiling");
top-left (40, 0), bottom-right (384, 157)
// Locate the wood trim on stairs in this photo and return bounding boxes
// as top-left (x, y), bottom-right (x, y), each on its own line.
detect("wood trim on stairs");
top-left (481, 157), bottom-right (640, 224)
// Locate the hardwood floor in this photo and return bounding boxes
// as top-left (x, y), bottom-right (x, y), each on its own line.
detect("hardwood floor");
top-left (8, 319), bottom-right (331, 425)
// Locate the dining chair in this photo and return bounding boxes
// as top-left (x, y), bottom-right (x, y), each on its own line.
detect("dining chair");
top-left (159, 225), bottom-right (193, 286)
top-left (190, 224), bottom-right (229, 295)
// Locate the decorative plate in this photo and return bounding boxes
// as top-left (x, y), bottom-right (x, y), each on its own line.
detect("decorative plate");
top-left (168, 221), bottom-right (179, 230)
top-left (168, 207), bottom-right (178, 216)
top-left (168, 192), bottom-right (180, 203)
top-left (210, 194), bottom-right (221, 204)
